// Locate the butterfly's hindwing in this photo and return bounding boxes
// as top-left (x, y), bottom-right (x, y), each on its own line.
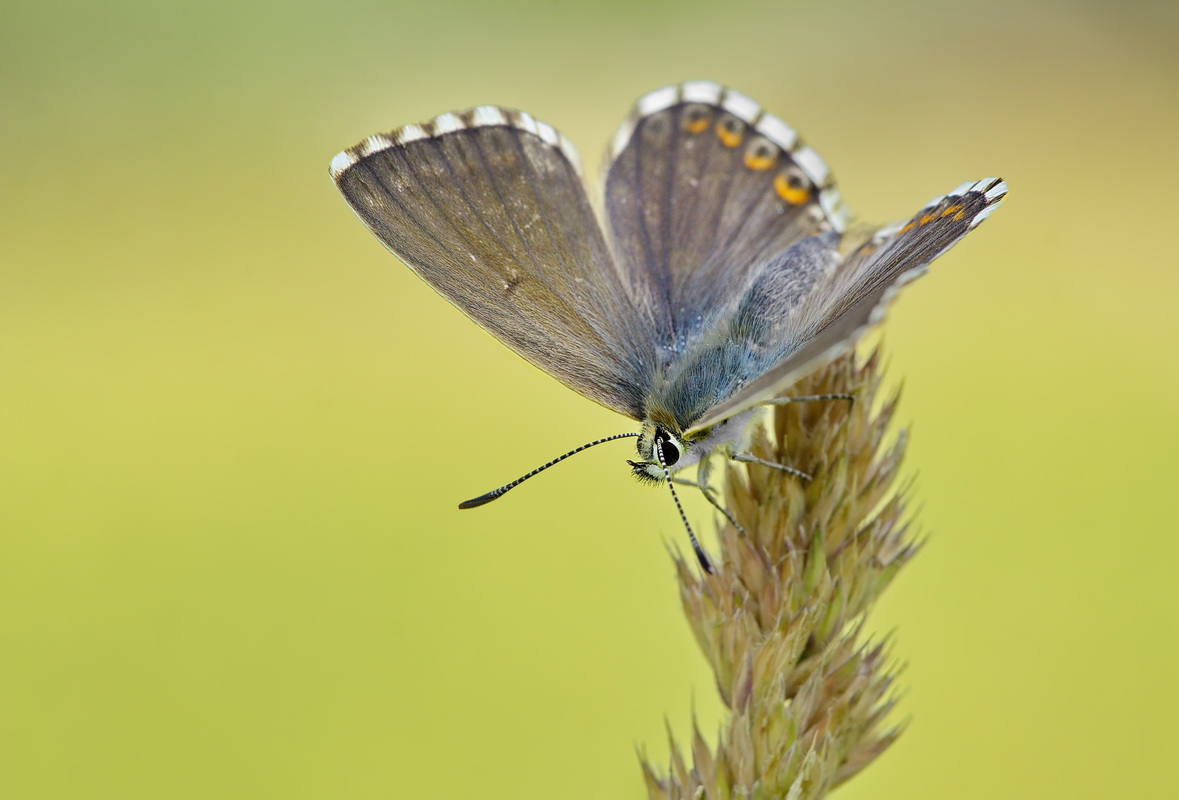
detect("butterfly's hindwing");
top-left (686, 178), bottom-right (1007, 432)
top-left (603, 82), bottom-right (849, 356)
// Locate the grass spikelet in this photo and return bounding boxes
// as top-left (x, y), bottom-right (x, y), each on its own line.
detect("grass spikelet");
top-left (642, 349), bottom-right (919, 799)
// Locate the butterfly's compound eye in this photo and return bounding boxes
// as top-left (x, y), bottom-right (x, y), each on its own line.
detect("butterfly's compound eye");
top-left (654, 430), bottom-right (681, 467)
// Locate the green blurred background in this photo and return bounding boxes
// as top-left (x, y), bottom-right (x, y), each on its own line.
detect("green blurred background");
top-left (3, 0), bottom-right (1177, 796)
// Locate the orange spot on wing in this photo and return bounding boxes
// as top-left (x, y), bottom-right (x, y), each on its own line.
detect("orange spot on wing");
top-left (716, 123), bottom-right (743, 148)
top-left (774, 174), bottom-right (810, 205)
top-left (953, 210), bottom-right (967, 221)
top-left (686, 117), bottom-right (710, 134)
top-left (744, 152), bottom-right (775, 171)
top-left (940, 204), bottom-right (964, 218)
top-left (898, 222), bottom-right (916, 234)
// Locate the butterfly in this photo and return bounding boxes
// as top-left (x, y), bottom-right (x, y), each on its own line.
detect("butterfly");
top-left (329, 81), bottom-right (1005, 571)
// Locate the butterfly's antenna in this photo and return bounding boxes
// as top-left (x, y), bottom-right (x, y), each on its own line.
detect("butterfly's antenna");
top-left (458, 433), bottom-right (640, 509)
top-left (655, 437), bottom-right (714, 574)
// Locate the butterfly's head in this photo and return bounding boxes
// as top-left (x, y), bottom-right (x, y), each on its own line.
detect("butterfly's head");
top-left (628, 407), bottom-right (764, 484)
top-left (628, 422), bottom-right (696, 483)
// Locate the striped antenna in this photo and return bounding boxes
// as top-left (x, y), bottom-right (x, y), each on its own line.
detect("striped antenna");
top-left (655, 437), bottom-right (714, 574)
top-left (458, 433), bottom-right (640, 509)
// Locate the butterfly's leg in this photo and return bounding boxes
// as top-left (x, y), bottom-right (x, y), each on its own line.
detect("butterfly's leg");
top-left (742, 395), bottom-right (844, 479)
top-left (693, 453), bottom-right (749, 536)
top-left (699, 486), bottom-right (747, 536)
top-left (765, 393), bottom-right (855, 405)
top-left (730, 452), bottom-right (813, 481)
top-left (670, 467), bottom-right (748, 535)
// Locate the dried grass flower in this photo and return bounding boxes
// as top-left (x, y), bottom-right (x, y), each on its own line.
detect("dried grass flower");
top-left (642, 348), bottom-right (917, 799)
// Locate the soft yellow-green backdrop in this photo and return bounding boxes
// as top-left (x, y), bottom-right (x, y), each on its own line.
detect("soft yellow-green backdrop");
top-left (3, 0), bottom-right (1176, 797)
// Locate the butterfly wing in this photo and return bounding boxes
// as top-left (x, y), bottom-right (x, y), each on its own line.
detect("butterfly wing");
top-left (685, 178), bottom-right (1007, 433)
top-left (602, 81), bottom-right (850, 359)
top-left (331, 108), bottom-right (655, 419)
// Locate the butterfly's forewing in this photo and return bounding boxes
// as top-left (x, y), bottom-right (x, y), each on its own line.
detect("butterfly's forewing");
top-left (687, 178), bottom-right (1007, 433)
top-left (331, 108), bottom-right (654, 419)
top-left (602, 81), bottom-right (850, 353)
